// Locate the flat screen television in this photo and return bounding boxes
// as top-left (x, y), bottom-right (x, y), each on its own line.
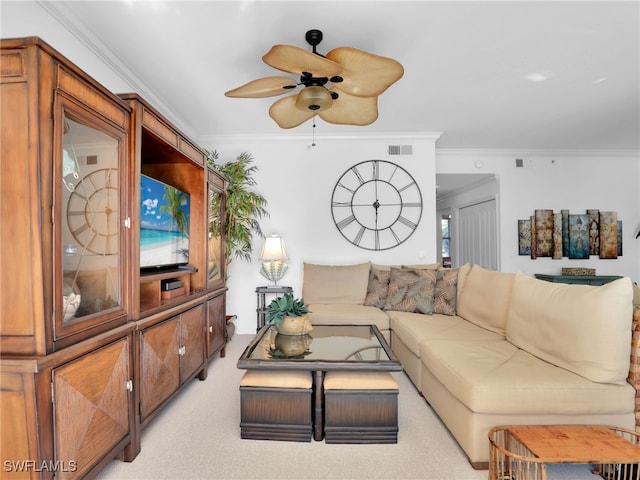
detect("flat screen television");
top-left (140, 174), bottom-right (190, 270)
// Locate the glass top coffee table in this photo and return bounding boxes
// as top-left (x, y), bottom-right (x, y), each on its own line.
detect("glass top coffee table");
top-left (237, 324), bottom-right (402, 440)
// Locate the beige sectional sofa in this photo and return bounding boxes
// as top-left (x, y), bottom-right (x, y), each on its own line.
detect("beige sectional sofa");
top-left (302, 262), bottom-right (640, 469)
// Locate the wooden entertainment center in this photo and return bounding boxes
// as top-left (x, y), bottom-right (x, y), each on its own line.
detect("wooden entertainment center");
top-left (0, 37), bottom-right (228, 479)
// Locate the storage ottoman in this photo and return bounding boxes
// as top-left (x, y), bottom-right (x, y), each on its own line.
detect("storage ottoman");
top-left (240, 370), bottom-right (313, 442)
top-left (323, 371), bottom-right (398, 443)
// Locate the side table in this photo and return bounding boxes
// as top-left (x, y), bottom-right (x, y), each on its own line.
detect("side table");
top-left (255, 286), bottom-right (292, 332)
top-left (489, 425), bottom-right (640, 480)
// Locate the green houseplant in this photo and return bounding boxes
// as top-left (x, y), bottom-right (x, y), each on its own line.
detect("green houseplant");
top-left (266, 293), bottom-right (312, 335)
top-left (206, 150), bottom-right (269, 277)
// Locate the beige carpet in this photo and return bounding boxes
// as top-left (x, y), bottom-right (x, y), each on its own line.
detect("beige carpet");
top-left (96, 334), bottom-right (596, 480)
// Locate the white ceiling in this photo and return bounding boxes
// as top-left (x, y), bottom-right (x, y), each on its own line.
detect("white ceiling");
top-left (29, 1), bottom-right (640, 149)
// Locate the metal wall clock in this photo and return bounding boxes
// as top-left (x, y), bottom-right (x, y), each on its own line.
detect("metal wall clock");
top-left (331, 160), bottom-right (422, 250)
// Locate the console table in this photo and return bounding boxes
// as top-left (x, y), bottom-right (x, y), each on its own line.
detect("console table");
top-left (255, 286), bottom-right (292, 331)
top-left (534, 274), bottom-right (622, 286)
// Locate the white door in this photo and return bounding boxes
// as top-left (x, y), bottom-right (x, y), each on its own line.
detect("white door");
top-left (457, 198), bottom-right (498, 269)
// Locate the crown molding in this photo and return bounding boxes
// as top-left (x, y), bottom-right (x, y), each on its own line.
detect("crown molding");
top-left (436, 148), bottom-right (640, 158)
top-left (36, 0), bottom-right (199, 140)
top-left (198, 132), bottom-right (443, 145)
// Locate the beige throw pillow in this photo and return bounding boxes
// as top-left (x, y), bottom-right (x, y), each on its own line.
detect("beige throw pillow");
top-left (302, 262), bottom-right (370, 304)
top-left (506, 273), bottom-right (633, 385)
top-left (383, 267), bottom-right (437, 314)
top-left (402, 263), bottom-right (442, 270)
top-left (456, 264), bottom-right (515, 336)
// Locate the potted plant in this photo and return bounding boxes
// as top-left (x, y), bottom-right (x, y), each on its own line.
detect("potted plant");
top-left (266, 293), bottom-right (312, 335)
top-left (206, 150), bottom-right (269, 278)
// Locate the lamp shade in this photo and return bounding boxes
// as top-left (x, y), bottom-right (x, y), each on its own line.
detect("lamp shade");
top-left (260, 235), bottom-right (288, 286)
top-left (260, 235), bottom-right (288, 261)
top-left (296, 86), bottom-right (333, 112)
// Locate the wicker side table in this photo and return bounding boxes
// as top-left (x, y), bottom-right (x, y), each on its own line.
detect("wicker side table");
top-left (488, 425), bottom-right (640, 480)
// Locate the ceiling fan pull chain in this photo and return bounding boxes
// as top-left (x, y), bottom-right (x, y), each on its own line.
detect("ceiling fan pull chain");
top-left (311, 113), bottom-right (317, 147)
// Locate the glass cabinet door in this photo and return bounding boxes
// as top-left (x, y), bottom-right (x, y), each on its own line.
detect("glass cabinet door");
top-left (207, 170), bottom-right (225, 290)
top-left (55, 99), bottom-right (128, 340)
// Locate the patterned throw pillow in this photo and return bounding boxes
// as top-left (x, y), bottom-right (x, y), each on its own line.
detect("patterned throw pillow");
top-left (364, 268), bottom-right (391, 309)
top-left (434, 268), bottom-right (459, 315)
top-left (383, 267), bottom-right (437, 314)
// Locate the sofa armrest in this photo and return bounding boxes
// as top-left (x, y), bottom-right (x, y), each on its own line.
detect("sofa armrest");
top-left (630, 308), bottom-right (640, 433)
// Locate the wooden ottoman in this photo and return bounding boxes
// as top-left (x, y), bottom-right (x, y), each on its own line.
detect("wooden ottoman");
top-left (240, 370), bottom-right (313, 442)
top-left (323, 371), bottom-right (398, 444)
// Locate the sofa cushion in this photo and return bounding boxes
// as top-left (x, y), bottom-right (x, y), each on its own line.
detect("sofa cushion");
top-left (364, 267), bottom-right (391, 308)
top-left (389, 312), bottom-right (464, 356)
top-left (456, 265), bottom-right (514, 336)
top-left (384, 267), bottom-right (437, 314)
top-left (506, 273), bottom-right (633, 385)
top-left (240, 370), bottom-right (312, 389)
top-left (307, 303), bottom-right (390, 331)
top-left (456, 263), bottom-right (472, 298)
top-left (302, 262), bottom-right (370, 304)
top-left (420, 338), bottom-right (634, 415)
top-left (389, 312), bottom-right (502, 357)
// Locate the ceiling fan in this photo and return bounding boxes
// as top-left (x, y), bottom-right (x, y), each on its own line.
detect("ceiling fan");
top-left (224, 29), bottom-right (404, 129)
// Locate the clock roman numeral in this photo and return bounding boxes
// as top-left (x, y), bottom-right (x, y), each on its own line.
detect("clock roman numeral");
top-left (402, 202), bottom-right (422, 208)
top-left (354, 226), bottom-right (366, 245)
top-left (103, 168), bottom-right (117, 188)
top-left (372, 160), bottom-right (379, 180)
top-left (374, 230), bottom-right (380, 250)
top-left (337, 182), bottom-right (355, 194)
top-left (332, 201), bottom-right (351, 207)
top-left (85, 230), bottom-right (98, 251)
top-left (389, 227), bottom-right (401, 244)
top-left (350, 166), bottom-right (365, 185)
top-left (69, 191), bottom-right (88, 202)
top-left (105, 237), bottom-right (114, 255)
top-left (398, 181), bottom-right (417, 193)
top-left (71, 223), bottom-right (89, 237)
top-left (397, 216), bottom-right (417, 229)
top-left (337, 215), bottom-right (356, 230)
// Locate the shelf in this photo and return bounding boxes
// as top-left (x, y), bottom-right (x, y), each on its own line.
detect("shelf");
top-left (140, 268), bottom-right (198, 314)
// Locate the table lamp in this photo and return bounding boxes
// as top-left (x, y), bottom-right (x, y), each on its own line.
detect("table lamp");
top-left (259, 234), bottom-right (288, 287)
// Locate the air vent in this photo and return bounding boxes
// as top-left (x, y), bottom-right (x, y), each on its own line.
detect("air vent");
top-left (388, 145), bottom-right (413, 155)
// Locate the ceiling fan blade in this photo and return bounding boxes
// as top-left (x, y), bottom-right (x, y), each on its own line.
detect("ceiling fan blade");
top-left (263, 45), bottom-right (343, 77)
top-left (269, 95), bottom-right (315, 129)
top-left (319, 88), bottom-right (379, 126)
top-left (225, 76), bottom-right (298, 98)
top-left (326, 47), bottom-right (404, 97)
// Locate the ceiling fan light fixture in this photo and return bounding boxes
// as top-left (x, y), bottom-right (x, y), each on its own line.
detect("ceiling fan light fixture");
top-left (296, 86), bottom-right (333, 112)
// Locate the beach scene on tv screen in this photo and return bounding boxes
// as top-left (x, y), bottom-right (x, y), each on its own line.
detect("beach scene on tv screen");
top-left (140, 175), bottom-right (190, 268)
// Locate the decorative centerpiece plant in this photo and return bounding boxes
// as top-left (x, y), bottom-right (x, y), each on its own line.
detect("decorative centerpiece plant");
top-left (266, 293), bottom-right (312, 335)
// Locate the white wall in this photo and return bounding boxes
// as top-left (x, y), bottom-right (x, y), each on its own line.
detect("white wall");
top-left (436, 149), bottom-right (640, 283)
top-left (203, 134), bottom-right (439, 333)
top-left (4, 3), bottom-right (638, 334)
top-left (1, 2), bottom-right (135, 95)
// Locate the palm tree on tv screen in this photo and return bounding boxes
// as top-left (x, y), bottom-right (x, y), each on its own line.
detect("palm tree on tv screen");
top-left (160, 186), bottom-right (188, 236)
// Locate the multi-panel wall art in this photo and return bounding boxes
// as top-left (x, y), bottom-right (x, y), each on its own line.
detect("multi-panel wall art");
top-left (518, 209), bottom-right (622, 259)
